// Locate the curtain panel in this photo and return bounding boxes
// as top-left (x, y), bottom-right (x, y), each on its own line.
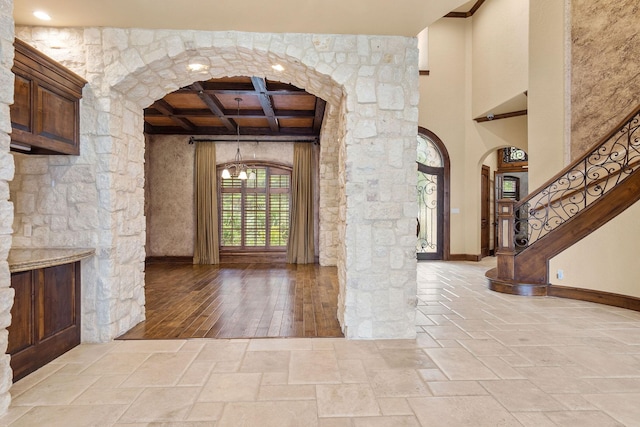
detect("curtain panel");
top-left (193, 142), bottom-right (220, 264)
top-left (287, 143), bottom-right (315, 264)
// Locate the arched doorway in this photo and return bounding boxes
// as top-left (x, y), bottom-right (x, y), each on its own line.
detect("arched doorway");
top-left (107, 41), bottom-right (347, 338)
top-left (416, 127), bottom-right (450, 260)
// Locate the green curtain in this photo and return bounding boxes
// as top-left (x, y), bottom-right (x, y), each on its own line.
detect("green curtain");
top-left (287, 143), bottom-right (315, 264)
top-left (193, 142), bottom-right (220, 264)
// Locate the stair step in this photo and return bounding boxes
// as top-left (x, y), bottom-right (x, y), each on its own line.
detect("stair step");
top-left (485, 268), bottom-right (548, 296)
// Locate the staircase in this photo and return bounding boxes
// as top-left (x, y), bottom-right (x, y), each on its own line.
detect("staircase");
top-left (487, 105), bottom-right (640, 296)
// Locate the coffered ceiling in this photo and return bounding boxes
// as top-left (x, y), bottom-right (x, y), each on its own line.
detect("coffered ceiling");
top-left (144, 76), bottom-right (324, 141)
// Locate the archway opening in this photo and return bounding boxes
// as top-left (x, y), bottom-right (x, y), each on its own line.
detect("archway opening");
top-left (480, 146), bottom-right (529, 255)
top-left (108, 46), bottom-right (346, 339)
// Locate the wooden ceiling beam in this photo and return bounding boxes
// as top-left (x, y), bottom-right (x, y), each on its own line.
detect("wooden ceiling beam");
top-left (183, 81), bottom-right (306, 93)
top-left (444, 0), bottom-right (485, 18)
top-left (151, 99), bottom-right (197, 131)
top-left (191, 82), bottom-right (237, 132)
top-left (145, 124), bottom-right (319, 137)
top-left (313, 98), bottom-right (326, 133)
top-left (174, 87), bottom-right (308, 97)
top-left (145, 108), bottom-right (316, 119)
top-left (145, 78), bottom-right (324, 137)
top-left (473, 109), bottom-right (527, 123)
top-left (251, 76), bottom-right (280, 132)
top-left (191, 135), bottom-right (318, 143)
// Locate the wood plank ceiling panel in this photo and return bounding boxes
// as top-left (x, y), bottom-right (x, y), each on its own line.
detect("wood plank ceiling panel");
top-left (145, 76), bottom-right (324, 141)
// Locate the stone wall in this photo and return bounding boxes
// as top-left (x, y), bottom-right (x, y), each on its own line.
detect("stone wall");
top-left (11, 27), bottom-right (111, 341)
top-left (12, 27), bottom-right (419, 342)
top-left (318, 103), bottom-right (340, 266)
top-left (0, 0), bottom-right (14, 413)
top-left (571, 0), bottom-right (640, 157)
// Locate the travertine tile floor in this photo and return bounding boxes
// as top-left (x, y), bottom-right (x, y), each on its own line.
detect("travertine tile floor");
top-left (3, 258), bottom-right (640, 426)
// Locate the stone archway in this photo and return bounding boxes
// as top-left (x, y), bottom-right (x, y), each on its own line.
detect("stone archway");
top-left (101, 32), bottom-right (347, 341)
top-left (10, 28), bottom-right (420, 346)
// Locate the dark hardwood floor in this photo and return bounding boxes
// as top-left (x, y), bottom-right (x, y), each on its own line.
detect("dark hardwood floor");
top-left (117, 262), bottom-right (343, 340)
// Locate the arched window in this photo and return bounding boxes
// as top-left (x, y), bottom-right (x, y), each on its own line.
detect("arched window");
top-left (219, 164), bottom-right (291, 251)
top-left (417, 134), bottom-right (444, 168)
top-left (417, 128), bottom-right (450, 260)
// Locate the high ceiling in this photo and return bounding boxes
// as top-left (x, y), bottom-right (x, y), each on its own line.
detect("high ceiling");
top-left (144, 77), bottom-right (324, 141)
top-left (14, 0), bottom-right (482, 140)
top-left (13, 0), bottom-right (472, 37)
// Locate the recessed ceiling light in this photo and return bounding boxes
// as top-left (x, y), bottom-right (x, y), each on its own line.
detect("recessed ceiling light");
top-left (33, 10), bottom-right (51, 21)
top-left (187, 63), bottom-right (208, 72)
top-left (272, 64), bottom-right (285, 72)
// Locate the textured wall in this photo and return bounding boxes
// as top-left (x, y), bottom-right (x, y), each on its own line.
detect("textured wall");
top-left (15, 27), bottom-right (146, 342)
top-left (10, 153), bottom-right (99, 249)
top-left (145, 136), bottom-right (195, 257)
top-left (571, 0), bottom-right (640, 157)
top-left (145, 135), bottom-right (295, 257)
top-left (0, 0), bottom-right (14, 413)
top-left (318, 103), bottom-right (340, 266)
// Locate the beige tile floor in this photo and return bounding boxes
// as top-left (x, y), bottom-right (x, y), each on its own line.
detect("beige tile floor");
top-left (3, 258), bottom-right (640, 426)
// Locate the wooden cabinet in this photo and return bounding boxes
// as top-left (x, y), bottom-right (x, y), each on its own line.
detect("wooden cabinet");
top-left (8, 262), bottom-right (81, 381)
top-left (10, 39), bottom-right (87, 155)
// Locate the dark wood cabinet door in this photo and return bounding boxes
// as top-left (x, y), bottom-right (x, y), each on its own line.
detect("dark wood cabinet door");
top-left (10, 75), bottom-right (32, 133)
top-left (37, 85), bottom-right (78, 147)
top-left (9, 262), bottom-right (81, 381)
top-left (10, 39), bottom-right (86, 155)
top-left (7, 270), bottom-right (35, 355)
top-left (39, 265), bottom-right (77, 340)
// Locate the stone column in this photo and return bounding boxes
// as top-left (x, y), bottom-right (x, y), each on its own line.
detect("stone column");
top-left (0, 0), bottom-right (15, 413)
top-left (340, 37), bottom-right (419, 338)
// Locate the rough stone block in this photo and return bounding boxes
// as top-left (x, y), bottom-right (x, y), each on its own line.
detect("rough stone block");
top-left (352, 119), bottom-right (377, 139)
top-left (377, 83), bottom-right (405, 110)
top-left (15, 192), bottom-right (34, 215)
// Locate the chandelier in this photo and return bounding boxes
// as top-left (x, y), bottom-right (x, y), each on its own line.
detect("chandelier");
top-left (221, 97), bottom-right (248, 180)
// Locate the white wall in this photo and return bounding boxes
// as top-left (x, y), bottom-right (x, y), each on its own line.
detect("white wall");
top-left (471, 0), bottom-right (529, 118)
top-left (419, 0), bottom-right (529, 258)
top-left (527, 0), bottom-right (567, 189)
top-left (419, 18), bottom-right (467, 255)
top-left (550, 202), bottom-right (640, 298)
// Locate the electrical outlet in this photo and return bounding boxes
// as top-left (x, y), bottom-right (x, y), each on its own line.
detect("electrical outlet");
top-left (557, 269), bottom-right (564, 280)
top-left (23, 224), bottom-right (32, 237)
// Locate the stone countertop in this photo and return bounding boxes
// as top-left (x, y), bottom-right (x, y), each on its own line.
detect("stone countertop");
top-left (8, 248), bottom-right (95, 273)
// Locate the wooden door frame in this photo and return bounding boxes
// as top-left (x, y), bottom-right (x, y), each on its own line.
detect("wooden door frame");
top-left (481, 165), bottom-right (491, 258)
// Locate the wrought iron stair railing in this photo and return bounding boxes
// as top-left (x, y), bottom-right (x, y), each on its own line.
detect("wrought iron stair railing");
top-left (494, 104), bottom-right (640, 285)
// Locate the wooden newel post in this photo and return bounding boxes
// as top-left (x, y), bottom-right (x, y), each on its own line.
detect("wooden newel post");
top-left (495, 198), bottom-right (516, 281)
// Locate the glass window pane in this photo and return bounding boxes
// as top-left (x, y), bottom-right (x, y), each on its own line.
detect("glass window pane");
top-left (221, 175), bottom-right (242, 188)
top-left (219, 165), bottom-right (291, 250)
top-left (417, 171), bottom-right (439, 254)
top-left (247, 168), bottom-right (267, 189)
top-left (269, 193), bottom-right (290, 246)
top-left (221, 193), bottom-right (242, 246)
top-left (417, 134), bottom-right (443, 167)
